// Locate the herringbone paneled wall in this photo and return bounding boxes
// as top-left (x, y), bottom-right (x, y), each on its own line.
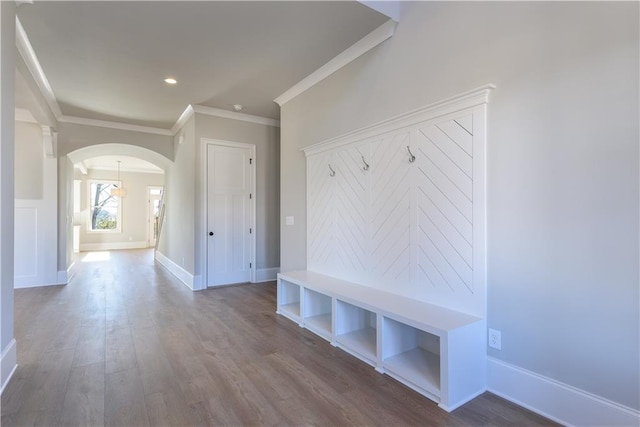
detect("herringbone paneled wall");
top-left (306, 104), bottom-right (486, 316)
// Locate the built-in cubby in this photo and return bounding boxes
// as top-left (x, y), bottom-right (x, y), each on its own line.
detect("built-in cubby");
top-left (303, 288), bottom-right (332, 340)
top-left (276, 270), bottom-right (485, 412)
top-left (335, 301), bottom-right (377, 365)
top-left (382, 316), bottom-right (441, 400)
top-left (277, 279), bottom-right (301, 323)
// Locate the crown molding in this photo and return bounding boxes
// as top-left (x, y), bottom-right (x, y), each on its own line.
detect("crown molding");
top-left (358, 1), bottom-right (400, 22)
top-left (191, 105), bottom-right (280, 128)
top-left (58, 115), bottom-right (173, 136)
top-left (274, 19), bottom-right (396, 107)
top-left (171, 104), bottom-right (281, 131)
top-left (15, 17), bottom-right (63, 120)
top-left (171, 104), bottom-right (195, 135)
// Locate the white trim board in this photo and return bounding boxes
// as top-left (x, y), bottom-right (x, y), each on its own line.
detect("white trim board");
top-left (172, 104), bottom-right (280, 134)
top-left (274, 19), bottom-right (396, 107)
top-left (57, 261), bottom-right (76, 285)
top-left (16, 17), bottom-right (63, 119)
top-left (487, 357), bottom-right (640, 426)
top-left (155, 251), bottom-right (194, 291)
top-left (79, 241), bottom-right (148, 252)
top-left (58, 115), bottom-right (172, 136)
top-left (0, 339), bottom-right (17, 396)
top-left (359, 1), bottom-right (400, 22)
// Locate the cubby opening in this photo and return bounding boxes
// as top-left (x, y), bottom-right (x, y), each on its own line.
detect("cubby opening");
top-left (303, 289), bottom-right (332, 338)
top-left (335, 300), bottom-right (376, 363)
top-left (382, 317), bottom-right (441, 397)
top-left (278, 280), bottom-right (301, 320)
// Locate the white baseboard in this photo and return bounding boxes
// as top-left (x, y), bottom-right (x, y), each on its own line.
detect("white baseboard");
top-left (1, 339), bottom-right (17, 396)
top-left (154, 251), bottom-right (194, 290)
top-left (255, 267), bottom-right (280, 283)
top-left (15, 263), bottom-right (73, 288)
top-left (79, 241), bottom-right (148, 251)
top-left (487, 357), bottom-right (640, 426)
top-left (48, 262), bottom-right (76, 287)
top-left (14, 279), bottom-right (63, 289)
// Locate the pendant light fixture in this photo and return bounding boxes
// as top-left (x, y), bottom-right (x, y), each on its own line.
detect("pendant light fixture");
top-left (111, 160), bottom-right (127, 198)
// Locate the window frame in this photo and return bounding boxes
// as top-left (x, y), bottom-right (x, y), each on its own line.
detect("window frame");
top-left (87, 179), bottom-right (123, 233)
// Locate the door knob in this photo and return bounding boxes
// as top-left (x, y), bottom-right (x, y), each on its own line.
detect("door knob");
top-left (209, 231), bottom-right (214, 236)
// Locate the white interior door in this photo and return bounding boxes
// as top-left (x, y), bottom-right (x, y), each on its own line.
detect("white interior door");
top-left (207, 143), bottom-right (253, 286)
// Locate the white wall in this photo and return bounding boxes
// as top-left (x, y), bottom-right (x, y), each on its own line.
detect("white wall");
top-left (280, 0), bottom-right (638, 418)
top-left (14, 121), bottom-right (58, 288)
top-left (0, 0), bottom-right (16, 392)
top-left (76, 169), bottom-right (164, 250)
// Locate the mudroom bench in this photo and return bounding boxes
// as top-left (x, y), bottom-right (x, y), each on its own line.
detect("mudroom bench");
top-left (276, 270), bottom-right (486, 412)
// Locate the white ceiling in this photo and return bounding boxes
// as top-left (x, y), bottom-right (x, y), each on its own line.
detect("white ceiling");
top-left (16, 1), bottom-right (388, 129)
top-left (80, 155), bottom-right (164, 174)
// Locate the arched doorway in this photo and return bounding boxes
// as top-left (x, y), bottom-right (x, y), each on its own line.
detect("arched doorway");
top-left (61, 144), bottom-right (173, 281)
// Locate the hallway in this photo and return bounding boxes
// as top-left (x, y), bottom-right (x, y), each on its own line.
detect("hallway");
top-left (1, 250), bottom-right (554, 426)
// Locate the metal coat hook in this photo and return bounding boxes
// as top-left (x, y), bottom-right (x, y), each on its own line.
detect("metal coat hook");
top-left (328, 164), bottom-right (336, 177)
top-left (406, 146), bottom-right (416, 163)
top-left (361, 155), bottom-right (370, 171)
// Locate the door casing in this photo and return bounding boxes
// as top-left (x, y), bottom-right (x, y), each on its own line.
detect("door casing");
top-left (200, 138), bottom-right (256, 288)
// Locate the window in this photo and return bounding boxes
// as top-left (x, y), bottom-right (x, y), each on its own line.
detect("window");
top-left (88, 180), bottom-right (121, 232)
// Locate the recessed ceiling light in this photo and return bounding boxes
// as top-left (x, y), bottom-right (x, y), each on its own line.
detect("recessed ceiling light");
top-left (164, 78), bottom-right (177, 85)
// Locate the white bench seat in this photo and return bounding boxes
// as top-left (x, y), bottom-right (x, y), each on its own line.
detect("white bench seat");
top-left (277, 270), bottom-right (486, 412)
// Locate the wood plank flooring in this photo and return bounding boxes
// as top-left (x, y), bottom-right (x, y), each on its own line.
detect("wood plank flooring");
top-left (1, 249), bottom-right (557, 426)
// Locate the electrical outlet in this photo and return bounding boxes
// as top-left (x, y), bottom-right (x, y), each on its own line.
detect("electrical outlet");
top-left (489, 328), bottom-right (502, 350)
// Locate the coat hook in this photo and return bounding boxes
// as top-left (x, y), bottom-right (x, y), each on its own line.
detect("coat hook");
top-left (328, 164), bottom-right (336, 177)
top-left (361, 155), bottom-right (370, 171)
top-left (406, 146), bottom-right (416, 163)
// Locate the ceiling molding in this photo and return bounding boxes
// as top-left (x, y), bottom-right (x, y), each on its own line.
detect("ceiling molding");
top-left (274, 19), bottom-right (396, 107)
top-left (15, 17), bottom-right (63, 120)
top-left (171, 104), bottom-right (195, 135)
top-left (58, 115), bottom-right (173, 136)
top-left (17, 17), bottom-right (279, 137)
top-left (358, 1), bottom-right (400, 22)
top-left (15, 108), bottom-right (37, 123)
top-left (191, 105), bottom-right (280, 128)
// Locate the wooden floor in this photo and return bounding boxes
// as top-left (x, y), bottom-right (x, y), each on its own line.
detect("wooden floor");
top-left (1, 249), bottom-right (556, 426)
